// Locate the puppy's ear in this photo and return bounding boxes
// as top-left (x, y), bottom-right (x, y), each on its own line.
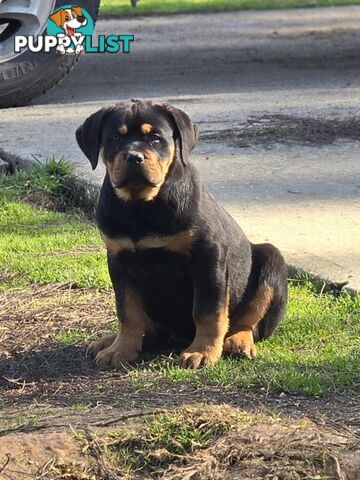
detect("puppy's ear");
top-left (162, 104), bottom-right (198, 166)
top-left (75, 108), bottom-right (110, 170)
top-left (49, 10), bottom-right (64, 27)
top-left (72, 6), bottom-right (83, 17)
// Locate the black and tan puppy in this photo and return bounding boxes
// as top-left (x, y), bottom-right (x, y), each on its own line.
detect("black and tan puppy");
top-left (76, 100), bottom-right (287, 369)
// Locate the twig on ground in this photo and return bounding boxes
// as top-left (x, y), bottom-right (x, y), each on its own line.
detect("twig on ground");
top-left (0, 409), bottom-right (168, 437)
top-left (90, 408), bottom-right (168, 427)
top-left (83, 428), bottom-right (121, 480)
top-left (0, 453), bottom-right (10, 475)
top-left (330, 455), bottom-right (345, 480)
top-left (35, 457), bottom-right (56, 479)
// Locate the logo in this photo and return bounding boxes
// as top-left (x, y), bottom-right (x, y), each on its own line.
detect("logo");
top-left (47, 5), bottom-right (94, 54)
top-left (14, 5), bottom-right (134, 55)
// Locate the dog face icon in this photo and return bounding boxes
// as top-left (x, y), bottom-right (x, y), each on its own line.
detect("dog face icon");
top-left (49, 6), bottom-right (87, 36)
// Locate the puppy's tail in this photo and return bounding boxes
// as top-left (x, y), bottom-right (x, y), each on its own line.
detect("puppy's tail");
top-left (250, 243), bottom-right (288, 342)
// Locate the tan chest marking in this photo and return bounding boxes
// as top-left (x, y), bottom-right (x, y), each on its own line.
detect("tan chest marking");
top-left (101, 229), bottom-right (197, 256)
top-left (101, 234), bottom-right (135, 255)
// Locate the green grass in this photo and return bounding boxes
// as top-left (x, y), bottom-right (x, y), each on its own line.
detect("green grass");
top-left (0, 201), bottom-right (109, 288)
top-left (127, 286), bottom-right (360, 395)
top-left (54, 329), bottom-right (95, 346)
top-left (100, 0), bottom-right (360, 17)
top-left (0, 160), bottom-right (108, 289)
top-left (1, 160), bottom-right (359, 396)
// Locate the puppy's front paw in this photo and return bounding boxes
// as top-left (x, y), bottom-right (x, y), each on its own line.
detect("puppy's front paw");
top-left (75, 44), bottom-right (84, 54)
top-left (95, 344), bottom-right (139, 368)
top-left (223, 331), bottom-right (257, 359)
top-left (180, 347), bottom-right (221, 369)
top-left (88, 333), bottom-right (117, 357)
top-left (56, 45), bottom-right (66, 55)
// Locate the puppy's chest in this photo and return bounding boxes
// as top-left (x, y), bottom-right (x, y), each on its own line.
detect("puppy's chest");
top-left (100, 228), bottom-right (197, 257)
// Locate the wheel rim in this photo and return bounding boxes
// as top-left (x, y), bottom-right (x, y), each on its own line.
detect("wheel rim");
top-left (0, 0), bottom-right (56, 63)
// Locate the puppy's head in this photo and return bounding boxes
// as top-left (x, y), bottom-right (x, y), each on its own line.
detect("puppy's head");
top-left (50, 7), bottom-right (86, 30)
top-left (76, 100), bottom-right (198, 201)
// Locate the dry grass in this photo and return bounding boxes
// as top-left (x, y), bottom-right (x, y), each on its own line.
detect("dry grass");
top-left (0, 284), bottom-right (119, 406)
top-left (1, 284), bottom-right (114, 354)
top-left (39, 405), bottom-right (359, 480)
top-left (202, 114), bottom-right (360, 148)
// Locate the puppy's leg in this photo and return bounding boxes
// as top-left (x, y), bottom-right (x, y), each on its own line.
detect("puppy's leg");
top-left (224, 243), bottom-right (287, 359)
top-left (95, 284), bottom-right (151, 369)
top-left (223, 285), bottom-right (272, 359)
top-left (180, 248), bottom-right (229, 368)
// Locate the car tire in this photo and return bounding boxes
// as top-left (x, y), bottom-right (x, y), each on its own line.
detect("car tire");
top-left (0, 0), bottom-right (100, 108)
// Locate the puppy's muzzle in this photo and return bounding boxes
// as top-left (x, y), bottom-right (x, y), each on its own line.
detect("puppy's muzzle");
top-left (112, 151), bottom-right (157, 189)
top-left (125, 151), bottom-right (144, 166)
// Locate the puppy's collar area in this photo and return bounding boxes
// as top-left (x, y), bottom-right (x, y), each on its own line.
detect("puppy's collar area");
top-left (111, 183), bottom-right (160, 189)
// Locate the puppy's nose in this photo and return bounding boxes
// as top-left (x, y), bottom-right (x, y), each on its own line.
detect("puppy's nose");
top-left (78, 16), bottom-right (86, 24)
top-left (126, 152), bottom-right (144, 165)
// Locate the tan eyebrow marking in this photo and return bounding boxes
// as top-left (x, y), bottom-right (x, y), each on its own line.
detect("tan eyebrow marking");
top-left (140, 123), bottom-right (153, 134)
top-left (118, 124), bottom-right (128, 135)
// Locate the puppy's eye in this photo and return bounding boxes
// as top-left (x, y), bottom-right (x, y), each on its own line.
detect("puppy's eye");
top-left (149, 134), bottom-right (162, 145)
top-left (111, 134), bottom-right (121, 142)
top-left (65, 14), bottom-right (70, 20)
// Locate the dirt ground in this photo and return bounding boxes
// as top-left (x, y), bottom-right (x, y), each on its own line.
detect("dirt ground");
top-left (1, 285), bottom-right (359, 479)
top-left (1, 417), bottom-right (359, 479)
top-left (201, 115), bottom-right (360, 148)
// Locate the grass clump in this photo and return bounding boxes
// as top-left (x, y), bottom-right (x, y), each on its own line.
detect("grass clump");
top-left (54, 329), bottom-right (95, 346)
top-left (0, 158), bottom-right (97, 215)
top-left (82, 405), bottom-right (249, 478)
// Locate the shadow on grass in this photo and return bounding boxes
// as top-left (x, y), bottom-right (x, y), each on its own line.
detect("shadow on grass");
top-left (1, 338), bottom-right (358, 410)
top-left (1, 344), bottom-right (95, 385)
top-left (1, 343), bottom-right (359, 446)
top-left (0, 340), bottom-right (184, 406)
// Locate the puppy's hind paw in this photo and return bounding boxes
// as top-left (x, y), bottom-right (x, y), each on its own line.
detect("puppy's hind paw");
top-left (223, 331), bottom-right (257, 359)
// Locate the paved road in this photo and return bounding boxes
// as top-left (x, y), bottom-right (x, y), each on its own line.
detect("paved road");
top-left (1, 7), bottom-right (359, 289)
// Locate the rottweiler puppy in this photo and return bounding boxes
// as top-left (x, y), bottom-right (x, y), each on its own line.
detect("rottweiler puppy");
top-left (76, 100), bottom-right (287, 369)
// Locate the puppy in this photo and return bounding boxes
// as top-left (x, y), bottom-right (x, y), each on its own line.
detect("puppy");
top-left (49, 6), bottom-right (87, 54)
top-left (76, 100), bottom-right (288, 369)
